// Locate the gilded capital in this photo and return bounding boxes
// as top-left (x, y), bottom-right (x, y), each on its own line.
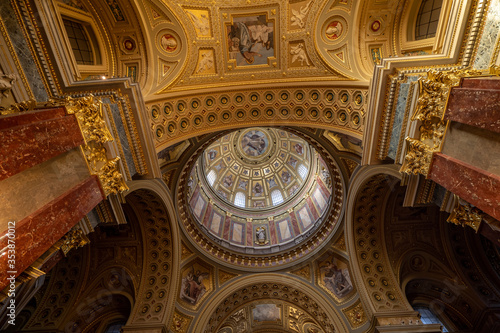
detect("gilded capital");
top-left (447, 200), bottom-right (483, 232)
top-left (60, 228), bottom-right (90, 256)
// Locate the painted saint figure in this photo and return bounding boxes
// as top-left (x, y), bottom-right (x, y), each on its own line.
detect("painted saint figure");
top-left (320, 260), bottom-right (353, 298)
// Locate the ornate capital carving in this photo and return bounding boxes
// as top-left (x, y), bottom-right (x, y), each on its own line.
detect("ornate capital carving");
top-left (64, 95), bottom-right (128, 196)
top-left (447, 199), bottom-right (483, 232)
top-left (401, 68), bottom-right (480, 176)
top-left (59, 227), bottom-right (90, 256)
top-left (65, 95), bottom-right (113, 144)
top-left (400, 138), bottom-right (433, 175)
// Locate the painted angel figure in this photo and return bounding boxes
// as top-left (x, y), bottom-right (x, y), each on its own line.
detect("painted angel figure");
top-left (291, 1), bottom-right (312, 29)
top-left (180, 268), bottom-right (209, 305)
top-left (290, 43), bottom-right (310, 66)
top-left (187, 11), bottom-right (210, 35)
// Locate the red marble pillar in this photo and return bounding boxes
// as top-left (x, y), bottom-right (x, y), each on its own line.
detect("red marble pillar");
top-left (289, 211), bottom-right (301, 235)
top-left (428, 153), bottom-right (500, 220)
top-left (445, 78), bottom-right (500, 133)
top-left (0, 108), bottom-right (84, 181)
top-left (0, 175), bottom-right (104, 290)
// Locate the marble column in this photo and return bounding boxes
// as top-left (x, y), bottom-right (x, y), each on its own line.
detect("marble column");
top-left (428, 153), bottom-right (500, 221)
top-left (445, 78), bottom-right (500, 134)
top-left (0, 176), bottom-right (105, 290)
top-left (0, 107), bottom-right (84, 181)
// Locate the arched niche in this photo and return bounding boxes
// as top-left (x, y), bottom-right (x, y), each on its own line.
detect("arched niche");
top-left (121, 179), bottom-right (182, 332)
top-left (191, 274), bottom-right (349, 333)
top-left (345, 165), bottom-right (420, 323)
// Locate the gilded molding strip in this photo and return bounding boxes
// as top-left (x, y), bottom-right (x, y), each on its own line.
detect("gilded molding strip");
top-left (400, 68), bottom-right (480, 176)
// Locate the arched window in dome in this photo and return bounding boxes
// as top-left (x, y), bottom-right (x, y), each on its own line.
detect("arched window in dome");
top-left (298, 164), bottom-right (308, 180)
top-left (234, 192), bottom-right (246, 208)
top-left (207, 170), bottom-right (217, 186)
top-left (413, 306), bottom-right (449, 332)
top-left (415, 0), bottom-right (443, 40)
top-left (271, 189), bottom-right (284, 205)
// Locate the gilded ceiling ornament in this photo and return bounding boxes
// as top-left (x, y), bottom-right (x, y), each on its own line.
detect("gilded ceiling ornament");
top-left (447, 199), bottom-right (483, 232)
top-left (342, 301), bottom-right (366, 328)
top-left (196, 50), bottom-right (215, 74)
top-left (0, 98), bottom-right (36, 115)
top-left (186, 10), bottom-right (211, 37)
top-left (290, 265), bottom-right (311, 281)
top-left (333, 233), bottom-right (346, 251)
top-left (171, 310), bottom-right (192, 333)
top-left (218, 270), bottom-right (238, 285)
top-left (181, 242), bottom-right (194, 260)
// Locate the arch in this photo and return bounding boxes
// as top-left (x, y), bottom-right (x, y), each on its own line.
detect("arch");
top-left (122, 179), bottom-right (181, 331)
top-left (345, 165), bottom-right (417, 320)
top-left (191, 274), bottom-right (349, 333)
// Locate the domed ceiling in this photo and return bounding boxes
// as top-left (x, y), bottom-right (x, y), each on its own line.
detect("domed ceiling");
top-left (201, 128), bottom-right (313, 210)
top-left (180, 128), bottom-right (344, 265)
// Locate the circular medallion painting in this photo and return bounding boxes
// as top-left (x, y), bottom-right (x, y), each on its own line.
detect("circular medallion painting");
top-left (161, 34), bottom-right (178, 52)
top-left (325, 21), bottom-right (343, 40)
top-left (240, 129), bottom-right (269, 157)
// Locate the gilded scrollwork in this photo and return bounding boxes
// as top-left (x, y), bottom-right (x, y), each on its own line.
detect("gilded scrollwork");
top-left (0, 99), bottom-right (37, 115)
top-left (65, 95), bottom-right (113, 144)
top-left (447, 199), bottom-right (483, 232)
top-left (401, 68), bottom-right (481, 176)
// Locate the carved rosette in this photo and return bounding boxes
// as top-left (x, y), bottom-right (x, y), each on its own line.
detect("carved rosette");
top-left (447, 200), bottom-right (483, 232)
top-left (400, 68), bottom-right (481, 176)
top-left (65, 95), bottom-right (128, 196)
